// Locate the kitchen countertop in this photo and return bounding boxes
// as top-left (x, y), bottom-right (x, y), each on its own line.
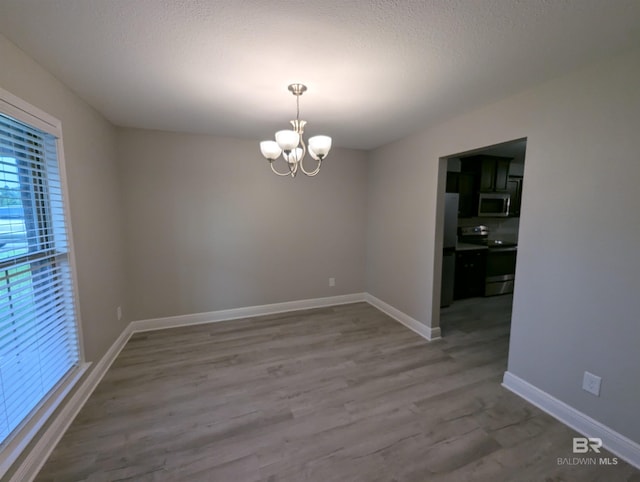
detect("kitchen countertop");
top-left (456, 242), bottom-right (489, 251)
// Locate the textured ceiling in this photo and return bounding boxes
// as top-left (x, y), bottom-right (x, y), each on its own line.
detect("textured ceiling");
top-left (0, 0), bottom-right (639, 150)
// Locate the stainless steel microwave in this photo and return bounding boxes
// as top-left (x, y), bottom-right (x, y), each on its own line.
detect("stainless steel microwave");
top-left (478, 192), bottom-right (510, 217)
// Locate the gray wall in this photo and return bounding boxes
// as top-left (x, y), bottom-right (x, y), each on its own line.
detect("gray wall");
top-left (116, 128), bottom-right (368, 321)
top-left (0, 34), bottom-right (128, 362)
top-left (366, 47), bottom-right (640, 442)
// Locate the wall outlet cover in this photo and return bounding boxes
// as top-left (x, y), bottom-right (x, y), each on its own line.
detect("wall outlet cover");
top-left (582, 371), bottom-right (601, 396)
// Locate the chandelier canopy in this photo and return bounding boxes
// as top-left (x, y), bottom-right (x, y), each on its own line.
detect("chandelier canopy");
top-left (260, 84), bottom-right (332, 177)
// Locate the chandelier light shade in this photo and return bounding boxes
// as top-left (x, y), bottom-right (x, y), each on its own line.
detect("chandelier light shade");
top-left (308, 135), bottom-right (332, 160)
top-left (260, 83), bottom-right (332, 177)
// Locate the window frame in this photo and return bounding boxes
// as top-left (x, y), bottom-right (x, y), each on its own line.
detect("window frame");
top-left (0, 86), bottom-right (87, 479)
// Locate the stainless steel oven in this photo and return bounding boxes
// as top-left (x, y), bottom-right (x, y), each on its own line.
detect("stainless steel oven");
top-left (485, 246), bottom-right (517, 296)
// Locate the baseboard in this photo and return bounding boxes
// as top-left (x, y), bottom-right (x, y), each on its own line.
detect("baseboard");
top-left (364, 293), bottom-right (441, 341)
top-left (130, 293), bottom-right (367, 332)
top-left (502, 371), bottom-right (640, 470)
top-left (13, 324), bottom-right (134, 482)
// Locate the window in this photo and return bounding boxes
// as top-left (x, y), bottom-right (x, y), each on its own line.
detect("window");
top-left (0, 91), bottom-right (81, 459)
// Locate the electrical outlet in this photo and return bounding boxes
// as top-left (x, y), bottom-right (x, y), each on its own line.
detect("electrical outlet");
top-left (116, 306), bottom-right (122, 321)
top-left (582, 371), bottom-right (601, 396)
top-left (329, 277), bottom-right (335, 287)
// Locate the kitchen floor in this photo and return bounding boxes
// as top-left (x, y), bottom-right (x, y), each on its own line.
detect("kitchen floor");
top-left (440, 293), bottom-right (514, 336)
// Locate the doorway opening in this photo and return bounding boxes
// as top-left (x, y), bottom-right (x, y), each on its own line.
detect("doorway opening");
top-left (436, 138), bottom-right (527, 339)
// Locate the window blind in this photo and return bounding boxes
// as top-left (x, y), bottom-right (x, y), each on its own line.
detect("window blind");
top-left (0, 112), bottom-right (79, 445)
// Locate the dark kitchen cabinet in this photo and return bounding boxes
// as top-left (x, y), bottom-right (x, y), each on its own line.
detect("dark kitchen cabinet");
top-left (445, 171), bottom-right (459, 193)
top-left (479, 156), bottom-right (511, 191)
top-left (454, 250), bottom-right (486, 299)
top-left (462, 155), bottom-right (512, 192)
top-left (507, 175), bottom-right (523, 216)
top-left (457, 171), bottom-right (476, 217)
top-left (494, 158), bottom-right (510, 191)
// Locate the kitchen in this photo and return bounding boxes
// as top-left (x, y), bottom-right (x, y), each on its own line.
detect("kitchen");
top-left (440, 138), bottom-right (526, 309)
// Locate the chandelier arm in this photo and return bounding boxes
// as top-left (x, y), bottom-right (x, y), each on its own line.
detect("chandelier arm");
top-left (298, 134), bottom-right (321, 176)
top-left (300, 158), bottom-right (322, 176)
top-left (299, 135), bottom-right (307, 162)
top-left (269, 160), bottom-right (295, 177)
top-left (296, 136), bottom-right (320, 176)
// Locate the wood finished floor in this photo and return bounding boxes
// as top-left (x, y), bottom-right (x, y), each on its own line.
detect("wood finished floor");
top-left (35, 297), bottom-right (639, 481)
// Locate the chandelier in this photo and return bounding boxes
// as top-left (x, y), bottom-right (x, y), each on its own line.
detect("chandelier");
top-left (259, 83), bottom-right (332, 177)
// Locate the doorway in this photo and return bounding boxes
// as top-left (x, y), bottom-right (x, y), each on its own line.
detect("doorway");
top-left (436, 138), bottom-right (527, 337)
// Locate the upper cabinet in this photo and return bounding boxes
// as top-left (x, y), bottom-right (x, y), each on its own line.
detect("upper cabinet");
top-left (446, 169), bottom-right (478, 217)
top-left (466, 155), bottom-right (512, 192)
top-left (445, 170), bottom-right (459, 193)
top-left (507, 175), bottom-right (523, 216)
top-left (457, 171), bottom-right (477, 218)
